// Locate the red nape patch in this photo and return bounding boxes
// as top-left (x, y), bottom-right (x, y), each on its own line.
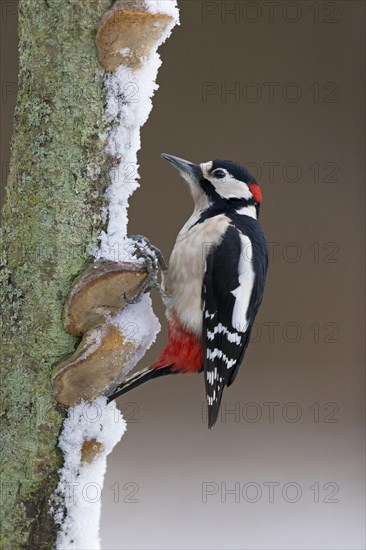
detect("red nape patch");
top-left (248, 183), bottom-right (262, 204)
top-left (152, 317), bottom-right (203, 374)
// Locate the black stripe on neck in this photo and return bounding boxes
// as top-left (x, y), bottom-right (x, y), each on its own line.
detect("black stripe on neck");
top-left (190, 196), bottom-right (258, 229)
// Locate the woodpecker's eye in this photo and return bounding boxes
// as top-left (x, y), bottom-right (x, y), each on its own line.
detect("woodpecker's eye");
top-left (212, 169), bottom-right (226, 179)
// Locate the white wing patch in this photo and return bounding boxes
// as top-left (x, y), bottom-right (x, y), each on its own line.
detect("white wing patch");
top-left (206, 367), bottom-right (218, 384)
top-left (236, 205), bottom-right (257, 219)
top-left (205, 310), bottom-right (215, 320)
top-left (207, 348), bottom-right (237, 369)
top-left (231, 234), bottom-right (255, 333)
top-left (206, 322), bottom-right (241, 345)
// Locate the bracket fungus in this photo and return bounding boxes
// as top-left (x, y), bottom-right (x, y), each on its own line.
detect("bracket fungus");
top-left (81, 438), bottom-right (104, 464)
top-left (52, 262), bottom-right (148, 407)
top-left (96, 0), bottom-right (175, 71)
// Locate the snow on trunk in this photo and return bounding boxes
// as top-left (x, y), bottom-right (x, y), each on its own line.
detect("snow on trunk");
top-left (54, 398), bottom-right (126, 550)
top-left (96, 1), bottom-right (180, 260)
top-left (54, 2), bottom-right (179, 548)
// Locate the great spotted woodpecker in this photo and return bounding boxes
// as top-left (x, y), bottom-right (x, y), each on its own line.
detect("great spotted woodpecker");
top-left (108, 154), bottom-right (268, 429)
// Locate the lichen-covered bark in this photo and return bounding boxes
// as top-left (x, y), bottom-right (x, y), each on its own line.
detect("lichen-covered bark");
top-left (0, 1), bottom-right (113, 547)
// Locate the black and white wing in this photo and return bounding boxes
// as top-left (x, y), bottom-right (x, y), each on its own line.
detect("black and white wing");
top-left (202, 223), bottom-right (267, 429)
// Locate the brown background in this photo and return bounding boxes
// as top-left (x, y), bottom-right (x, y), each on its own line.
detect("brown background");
top-left (1, 1), bottom-right (365, 549)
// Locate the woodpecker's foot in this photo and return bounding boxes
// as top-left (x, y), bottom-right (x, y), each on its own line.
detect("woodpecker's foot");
top-left (124, 235), bottom-right (168, 304)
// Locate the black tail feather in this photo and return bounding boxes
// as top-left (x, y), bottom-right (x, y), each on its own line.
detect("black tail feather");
top-left (107, 366), bottom-right (175, 403)
top-left (207, 387), bottom-right (226, 430)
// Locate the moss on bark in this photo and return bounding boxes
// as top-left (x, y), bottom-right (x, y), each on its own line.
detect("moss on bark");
top-left (0, 1), bottom-right (113, 547)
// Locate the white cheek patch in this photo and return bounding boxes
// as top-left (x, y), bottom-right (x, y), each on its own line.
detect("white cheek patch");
top-left (199, 163), bottom-right (254, 201)
top-left (231, 234), bottom-right (255, 332)
top-left (216, 178), bottom-right (252, 200)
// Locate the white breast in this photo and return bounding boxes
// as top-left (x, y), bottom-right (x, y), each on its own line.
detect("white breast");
top-left (166, 213), bottom-right (230, 335)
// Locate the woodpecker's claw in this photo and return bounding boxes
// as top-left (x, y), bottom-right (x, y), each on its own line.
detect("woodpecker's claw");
top-left (127, 234), bottom-right (168, 273)
top-left (125, 235), bottom-right (168, 304)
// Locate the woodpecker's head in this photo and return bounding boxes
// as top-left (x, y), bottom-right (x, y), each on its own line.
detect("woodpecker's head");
top-left (161, 154), bottom-right (262, 215)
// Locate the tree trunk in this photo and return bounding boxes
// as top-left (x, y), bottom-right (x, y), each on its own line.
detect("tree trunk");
top-left (0, 1), bottom-right (113, 547)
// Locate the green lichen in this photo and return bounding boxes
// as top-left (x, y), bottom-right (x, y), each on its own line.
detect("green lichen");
top-left (0, 0), bottom-right (113, 548)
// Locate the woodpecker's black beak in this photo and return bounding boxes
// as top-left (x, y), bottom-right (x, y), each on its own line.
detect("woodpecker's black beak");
top-left (161, 154), bottom-right (202, 182)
